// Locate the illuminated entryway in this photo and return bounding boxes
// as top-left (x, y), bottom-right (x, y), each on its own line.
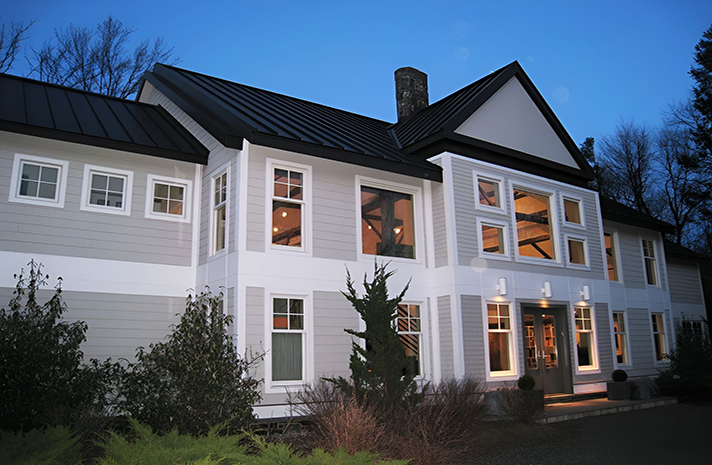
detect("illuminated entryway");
top-left (522, 305), bottom-right (573, 394)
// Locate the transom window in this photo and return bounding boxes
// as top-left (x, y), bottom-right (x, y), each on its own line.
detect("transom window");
top-left (604, 233), bottom-right (619, 281)
top-left (613, 312), bottom-right (629, 365)
top-left (574, 307), bottom-right (596, 369)
top-left (397, 304), bottom-right (422, 376)
top-left (513, 188), bottom-right (556, 260)
top-left (651, 313), bottom-right (667, 362)
top-left (642, 239), bottom-right (658, 286)
top-left (361, 185), bottom-right (415, 259)
top-left (563, 198), bottom-right (582, 225)
top-left (213, 171), bottom-right (228, 254)
top-left (272, 297), bottom-right (305, 382)
top-left (487, 303), bottom-right (513, 374)
top-left (272, 168), bottom-right (304, 248)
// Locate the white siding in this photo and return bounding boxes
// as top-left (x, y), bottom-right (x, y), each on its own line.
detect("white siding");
top-left (438, 295), bottom-right (454, 378)
top-left (461, 294), bottom-right (485, 379)
top-left (313, 290), bottom-right (359, 378)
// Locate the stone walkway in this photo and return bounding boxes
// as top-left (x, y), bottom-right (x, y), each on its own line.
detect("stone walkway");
top-left (540, 396), bottom-right (678, 423)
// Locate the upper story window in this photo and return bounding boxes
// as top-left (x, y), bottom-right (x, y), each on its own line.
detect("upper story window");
top-left (212, 171), bottom-right (228, 254)
top-left (80, 165), bottom-right (133, 216)
top-left (397, 304), bottom-right (422, 376)
top-left (9, 154), bottom-right (69, 208)
top-left (478, 219), bottom-right (509, 258)
top-left (566, 236), bottom-right (588, 267)
top-left (642, 239), bottom-right (658, 286)
top-left (604, 233), bottom-right (619, 281)
top-left (563, 197), bottom-right (583, 226)
top-left (145, 174), bottom-right (192, 223)
top-left (272, 167), bottom-right (305, 249)
top-left (475, 174), bottom-right (505, 214)
top-left (361, 185), bottom-right (415, 259)
top-left (513, 187), bottom-right (556, 260)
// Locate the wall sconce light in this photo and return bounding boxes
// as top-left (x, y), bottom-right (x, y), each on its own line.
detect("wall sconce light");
top-left (542, 281), bottom-right (552, 298)
top-left (496, 277), bottom-right (507, 296)
top-left (581, 285), bottom-right (591, 301)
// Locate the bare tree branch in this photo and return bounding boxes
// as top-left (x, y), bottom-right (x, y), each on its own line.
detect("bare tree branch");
top-left (0, 18), bottom-right (35, 73)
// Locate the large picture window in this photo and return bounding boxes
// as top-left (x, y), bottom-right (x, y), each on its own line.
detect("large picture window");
top-left (272, 297), bottom-right (305, 382)
top-left (574, 307), bottom-right (596, 369)
top-left (612, 312), bottom-right (629, 365)
top-left (397, 304), bottom-right (422, 376)
top-left (487, 303), bottom-right (513, 374)
top-left (513, 188), bottom-right (555, 260)
top-left (361, 186), bottom-right (415, 259)
top-left (272, 168), bottom-right (304, 248)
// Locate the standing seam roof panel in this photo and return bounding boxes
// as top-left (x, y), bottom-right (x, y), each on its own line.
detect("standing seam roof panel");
top-left (24, 82), bottom-right (55, 129)
top-left (0, 78), bottom-right (24, 123)
top-left (66, 92), bottom-right (108, 138)
top-left (44, 86), bottom-right (82, 133)
top-left (86, 94), bottom-right (132, 142)
top-left (105, 99), bottom-right (157, 147)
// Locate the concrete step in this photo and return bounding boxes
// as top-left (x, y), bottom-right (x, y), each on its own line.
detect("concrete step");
top-left (544, 391), bottom-right (607, 405)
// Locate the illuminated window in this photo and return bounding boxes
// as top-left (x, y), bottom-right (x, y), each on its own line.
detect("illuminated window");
top-left (604, 233), bottom-right (619, 281)
top-left (642, 239), bottom-right (658, 286)
top-left (651, 313), bottom-right (667, 362)
top-left (487, 303), bottom-right (513, 374)
top-left (613, 312), bottom-right (629, 365)
top-left (563, 198), bottom-right (582, 225)
top-left (480, 221), bottom-right (508, 256)
top-left (477, 176), bottom-right (501, 209)
top-left (574, 307), bottom-right (596, 369)
top-left (513, 188), bottom-right (555, 260)
top-left (272, 168), bottom-right (304, 248)
top-left (361, 186), bottom-right (415, 259)
top-left (212, 171), bottom-right (227, 254)
top-left (272, 297), bottom-right (305, 382)
top-left (567, 237), bottom-right (587, 266)
top-left (397, 304), bottom-right (422, 376)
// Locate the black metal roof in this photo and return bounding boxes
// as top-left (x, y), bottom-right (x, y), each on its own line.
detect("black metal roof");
top-left (144, 64), bottom-right (442, 181)
top-left (0, 73), bottom-right (208, 164)
top-left (600, 197), bottom-right (675, 234)
top-left (664, 239), bottom-right (709, 262)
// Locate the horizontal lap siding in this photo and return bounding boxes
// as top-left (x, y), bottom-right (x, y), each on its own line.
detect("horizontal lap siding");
top-left (450, 156), bottom-right (604, 276)
top-left (626, 307), bottom-right (655, 376)
top-left (616, 228), bottom-right (646, 289)
top-left (313, 291), bottom-right (359, 378)
top-left (0, 132), bottom-right (194, 266)
top-left (432, 182), bottom-right (448, 267)
top-left (312, 167), bottom-right (357, 261)
top-left (245, 286), bottom-right (265, 383)
top-left (461, 295), bottom-right (485, 379)
top-left (668, 261), bottom-right (703, 305)
top-left (573, 302), bottom-right (613, 383)
top-left (246, 153), bottom-right (266, 252)
top-left (438, 295), bottom-right (454, 378)
top-left (0, 287), bottom-right (181, 361)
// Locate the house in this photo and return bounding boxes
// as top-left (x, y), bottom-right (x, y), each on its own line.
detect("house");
top-left (0, 62), bottom-right (707, 418)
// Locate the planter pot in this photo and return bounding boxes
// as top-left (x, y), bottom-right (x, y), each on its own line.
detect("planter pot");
top-left (607, 381), bottom-right (636, 400)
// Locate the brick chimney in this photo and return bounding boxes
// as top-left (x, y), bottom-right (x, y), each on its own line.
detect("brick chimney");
top-left (395, 67), bottom-right (429, 122)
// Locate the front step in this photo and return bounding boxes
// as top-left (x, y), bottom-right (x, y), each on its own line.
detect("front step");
top-left (544, 391), bottom-right (607, 405)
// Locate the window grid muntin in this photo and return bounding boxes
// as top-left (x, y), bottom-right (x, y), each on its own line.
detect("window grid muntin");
top-left (89, 172), bottom-right (126, 208)
top-left (152, 182), bottom-right (185, 216)
top-left (397, 304), bottom-right (422, 376)
top-left (212, 171), bottom-right (228, 254)
top-left (613, 312), bottom-right (629, 365)
top-left (642, 239), bottom-right (658, 286)
top-left (271, 297), bottom-right (305, 383)
top-left (272, 167), bottom-right (305, 248)
top-left (488, 303), bottom-right (513, 374)
top-left (574, 306), bottom-right (596, 368)
top-left (19, 161), bottom-right (59, 200)
top-left (652, 313), bottom-right (667, 361)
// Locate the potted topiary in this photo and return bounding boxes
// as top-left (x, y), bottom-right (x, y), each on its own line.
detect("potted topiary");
top-left (607, 369), bottom-right (636, 400)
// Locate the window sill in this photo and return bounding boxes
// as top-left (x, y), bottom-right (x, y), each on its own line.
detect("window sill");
top-left (8, 195), bottom-right (64, 208)
top-left (359, 253), bottom-right (422, 266)
top-left (514, 255), bottom-right (563, 268)
top-left (80, 204), bottom-right (131, 216)
top-left (567, 263), bottom-right (591, 271)
top-left (480, 252), bottom-right (512, 262)
top-left (575, 367), bottom-right (601, 375)
top-left (487, 371), bottom-right (518, 382)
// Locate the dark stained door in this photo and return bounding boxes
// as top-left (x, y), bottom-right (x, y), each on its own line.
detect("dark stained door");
top-left (523, 306), bottom-right (572, 394)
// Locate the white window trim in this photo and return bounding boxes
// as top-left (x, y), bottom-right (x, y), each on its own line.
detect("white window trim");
top-left (476, 218), bottom-right (511, 260)
top-left (473, 171), bottom-right (508, 216)
top-left (397, 302), bottom-right (427, 379)
top-left (79, 164), bottom-right (133, 216)
top-left (265, 158), bottom-right (312, 255)
top-left (484, 299), bottom-right (519, 381)
top-left (355, 175), bottom-right (424, 264)
top-left (604, 231), bottom-right (624, 284)
top-left (144, 174), bottom-right (192, 223)
top-left (264, 292), bottom-right (313, 393)
top-left (560, 194), bottom-right (586, 229)
top-left (210, 164), bottom-right (230, 257)
top-left (650, 311), bottom-right (670, 366)
top-left (640, 237), bottom-right (660, 287)
top-left (565, 235), bottom-right (590, 270)
top-left (9, 153), bottom-right (69, 208)
top-left (573, 305), bottom-right (600, 374)
top-left (612, 311), bottom-right (632, 369)
top-left (510, 182), bottom-right (562, 267)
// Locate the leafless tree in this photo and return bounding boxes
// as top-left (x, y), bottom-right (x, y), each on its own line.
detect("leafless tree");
top-left (0, 19), bottom-right (35, 73)
top-left (598, 120), bottom-right (657, 215)
top-left (27, 17), bottom-right (177, 99)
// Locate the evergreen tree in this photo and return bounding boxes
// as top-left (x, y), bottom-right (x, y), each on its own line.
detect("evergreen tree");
top-left (330, 263), bottom-right (418, 410)
top-left (690, 23), bottom-right (712, 158)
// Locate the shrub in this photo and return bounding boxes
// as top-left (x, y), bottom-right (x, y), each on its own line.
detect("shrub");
top-left (656, 321), bottom-right (712, 399)
top-left (517, 375), bottom-right (535, 391)
top-left (0, 261), bottom-right (120, 432)
top-left (328, 263), bottom-right (418, 411)
top-left (0, 427), bottom-right (83, 465)
top-left (612, 369), bottom-right (628, 382)
top-left (496, 382), bottom-right (544, 423)
top-left (119, 288), bottom-right (263, 435)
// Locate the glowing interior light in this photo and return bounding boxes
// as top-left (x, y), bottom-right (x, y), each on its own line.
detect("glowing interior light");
top-left (273, 227), bottom-right (279, 232)
top-left (367, 225), bottom-right (372, 229)
top-left (282, 211), bottom-right (287, 217)
top-left (394, 228), bottom-right (402, 234)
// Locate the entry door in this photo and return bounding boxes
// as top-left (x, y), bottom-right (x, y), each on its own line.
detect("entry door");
top-left (523, 307), bottom-right (570, 394)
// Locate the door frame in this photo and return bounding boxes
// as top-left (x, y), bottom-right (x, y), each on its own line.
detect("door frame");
top-left (520, 303), bottom-right (574, 394)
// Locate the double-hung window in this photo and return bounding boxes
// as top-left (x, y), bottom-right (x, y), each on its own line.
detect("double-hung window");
top-left (604, 233), bottom-right (620, 281)
top-left (145, 175), bottom-right (191, 222)
top-left (271, 297), bottom-right (305, 383)
top-left (272, 167), bottom-right (305, 249)
top-left (360, 184), bottom-right (416, 259)
top-left (651, 313), bottom-right (667, 362)
top-left (9, 154), bottom-right (68, 207)
top-left (642, 239), bottom-right (658, 286)
top-left (612, 312), bottom-right (629, 365)
top-left (487, 303), bottom-right (514, 375)
top-left (397, 304), bottom-right (422, 376)
top-left (513, 187), bottom-right (556, 261)
top-left (80, 165), bottom-right (133, 215)
top-left (574, 307), bottom-right (596, 369)
top-left (212, 171), bottom-right (228, 254)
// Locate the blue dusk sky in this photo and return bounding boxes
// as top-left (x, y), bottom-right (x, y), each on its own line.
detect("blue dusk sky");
top-left (4, 0), bottom-right (711, 146)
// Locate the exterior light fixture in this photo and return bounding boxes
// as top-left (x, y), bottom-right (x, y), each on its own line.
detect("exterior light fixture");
top-left (581, 285), bottom-right (591, 301)
top-left (542, 281), bottom-right (552, 298)
top-left (496, 277), bottom-right (507, 296)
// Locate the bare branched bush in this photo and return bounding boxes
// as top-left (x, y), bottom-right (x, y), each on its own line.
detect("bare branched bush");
top-left (496, 383), bottom-right (544, 423)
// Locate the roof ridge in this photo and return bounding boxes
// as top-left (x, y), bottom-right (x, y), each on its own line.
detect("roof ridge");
top-left (157, 63), bottom-right (396, 127)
